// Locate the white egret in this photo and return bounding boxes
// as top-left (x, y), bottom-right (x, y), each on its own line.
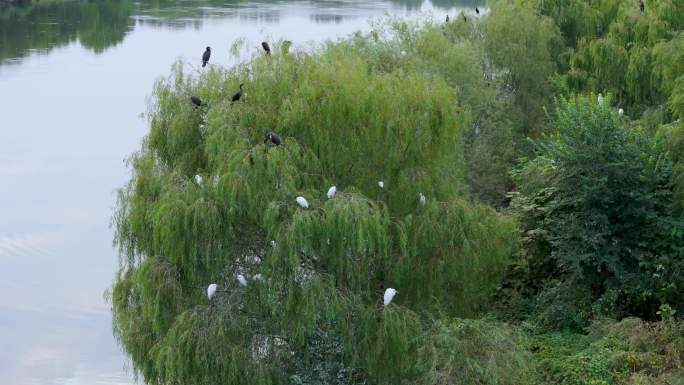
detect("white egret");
top-left (383, 288), bottom-right (397, 306)
top-left (270, 240), bottom-right (277, 248)
top-left (597, 93), bottom-right (604, 105)
top-left (195, 174), bottom-right (203, 185)
top-left (237, 274), bottom-right (247, 287)
top-left (207, 283), bottom-right (217, 300)
top-left (212, 175), bottom-right (220, 186)
top-left (253, 273), bottom-right (263, 281)
top-left (419, 192), bottom-right (426, 207)
top-left (378, 181), bottom-right (384, 189)
top-left (618, 108), bottom-right (624, 115)
top-left (296, 196), bottom-right (309, 208)
top-left (327, 186), bottom-right (337, 199)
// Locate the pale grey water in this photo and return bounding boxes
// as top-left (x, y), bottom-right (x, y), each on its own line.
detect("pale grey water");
top-left (0, 0), bottom-right (482, 384)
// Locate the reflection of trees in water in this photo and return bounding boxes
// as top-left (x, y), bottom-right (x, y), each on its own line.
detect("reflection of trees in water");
top-left (430, 0), bottom-right (484, 10)
top-left (0, 0), bottom-right (487, 62)
top-left (0, 0), bottom-right (134, 62)
top-left (310, 13), bottom-right (347, 24)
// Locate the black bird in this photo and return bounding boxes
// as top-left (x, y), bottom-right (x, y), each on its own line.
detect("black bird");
top-left (202, 46), bottom-right (211, 67)
top-left (475, 7), bottom-right (480, 15)
top-left (639, 0), bottom-right (644, 13)
top-left (264, 132), bottom-right (282, 146)
top-left (262, 41), bottom-right (271, 55)
top-left (231, 83), bottom-right (244, 103)
top-left (462, 13), bottom-right (467, 22)
top-left (445, 14), bottom-right (449, 22)
top-left (190, 95), bottom-right (207, 108)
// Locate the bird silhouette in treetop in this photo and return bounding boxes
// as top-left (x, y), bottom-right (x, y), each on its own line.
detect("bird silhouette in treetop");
top-left (231, 83), bottom-right (243, 103)
top-left (264, 132), bottom-right (281, 146)
top-left (202, 46), bottom-right (211, 67)
top-left (262, 41), bottom-right (271, 55)
top-left (190, 95), bottom-right (207, 108)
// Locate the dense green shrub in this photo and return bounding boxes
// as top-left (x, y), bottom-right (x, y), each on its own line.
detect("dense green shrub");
top-left (508, 95), bottom-right (684, 325)
top-left (533, 318), bottom-right (684, 385)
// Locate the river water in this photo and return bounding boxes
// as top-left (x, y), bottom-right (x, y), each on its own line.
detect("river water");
top-left (0, 0), bottom-right (481, 383)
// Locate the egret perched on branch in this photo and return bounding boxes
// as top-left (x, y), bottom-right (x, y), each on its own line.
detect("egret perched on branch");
top-left (231, 83), bottom-right (244, 103)
top-left (327, 186), bottom-right (337, 199)
top-left (296, 196), bottom-right (309, 208)
top-left (237, 274), bottom-right (247, 287)
top-left (383, 288), bottom-right (397, 307)
top-left (253, 274), bottom-right (263, 282)
top-left (618, 108), bottom-right (624, 115)
top-left (202, 46), bottom-right (211, 67)
top-left (378, 181), bottom-right (384, 189)
top-left (597, 93), bottom-right (604, 106)
top-left (207, 284), bottom-right (217, 300)
top-left (195, 174), bottom-right (203, 185)
top-left (262, 41), bottom-right (271, 55)
top-left (419, 192), bottom-right (426, 207)
top-left (264, 132), bottom-right (281, 146)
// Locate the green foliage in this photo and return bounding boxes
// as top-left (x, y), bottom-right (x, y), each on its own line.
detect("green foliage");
top-left (418, 318), bottom-right (532, 385)
top-left (111, 36), bottom-right (518, 384)
top-left (484, 0), bottom-right (560, 132)
top-left (109, 1), bottom-right (684, 383)
top-left (508, 95), bottom-right (684, 325)
top-left (532, 318), bottom-right (684, 385)
top-left (534, 0), bottom-right (684, 118)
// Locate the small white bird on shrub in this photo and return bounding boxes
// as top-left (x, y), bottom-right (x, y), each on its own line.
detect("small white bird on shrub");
top-left (419, 192), bottom-right (426, 207)
top-left (383, 288), bottom-right (397, 307)
top-left (618, 108), bottom-right (624, 115)
top-left (296, 196), bottom-right (309, 208)
top-left (378, 181), bottom-right (384, 189)
top-left (237, 274), bottom-right (247, 287)
top-left (327, 186), bottom-right (337, 199)
top-left (195, 174), bottom-right (203, 185)
top-left (207, 283), bottom-right (217, 300)
top-left (253, 273), bottom-right (263, 282)
top-left (597, 93), bottom-right (604, 105)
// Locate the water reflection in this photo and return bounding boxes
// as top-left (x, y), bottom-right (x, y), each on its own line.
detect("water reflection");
top-left (0, 0), bottom-right (134, 63)
top-left (1, 0), bottom-right (485, 63)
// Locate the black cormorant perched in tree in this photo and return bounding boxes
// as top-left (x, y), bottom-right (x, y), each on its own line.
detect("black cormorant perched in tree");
top-left (446, 14), bottom-right (449, 22)
top-left (264, 132), bottom-right (282, 146)
top-left (231, 83), bottom-right (244, 103)
top-left (202, 46), bottom-right (211, 67)
top-left (639, 0), bottom-right (644, 13)
top-left (262, 41), bottom-right (271, 55)
top-left (190, 95), bottom-right (207, 108)
top-left (475, 7), bottom-right (480, 15)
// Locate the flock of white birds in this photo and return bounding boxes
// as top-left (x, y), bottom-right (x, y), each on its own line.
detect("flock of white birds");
top-left (204, 181), bottom-right (427, 307)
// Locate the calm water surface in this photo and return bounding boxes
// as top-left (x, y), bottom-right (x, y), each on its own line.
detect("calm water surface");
top-left (0, 0), bottom-right (482, 383)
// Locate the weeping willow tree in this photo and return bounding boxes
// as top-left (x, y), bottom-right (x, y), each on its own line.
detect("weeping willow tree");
top-left (531, 0), bottom-right (684, 119)
top-left (111, 37), bottom-right (522, 384)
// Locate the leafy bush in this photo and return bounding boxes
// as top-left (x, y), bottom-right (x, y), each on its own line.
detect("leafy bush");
top-left (508, 95), bottom-right (684, 325)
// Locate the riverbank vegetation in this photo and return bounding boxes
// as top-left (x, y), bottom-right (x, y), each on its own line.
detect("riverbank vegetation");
top-left (111, 0), bottom-right (684, 383)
